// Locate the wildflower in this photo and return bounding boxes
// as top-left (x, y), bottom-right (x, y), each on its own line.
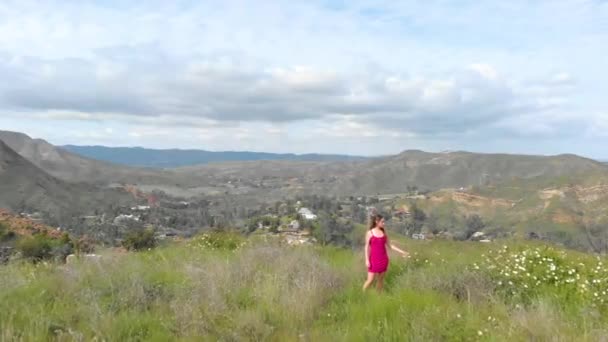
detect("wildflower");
top-left (478, 331), bottom-right (484, 336)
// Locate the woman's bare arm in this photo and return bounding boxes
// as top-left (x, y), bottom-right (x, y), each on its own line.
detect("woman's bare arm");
top-left (387, 236), bottom-right (409, 257)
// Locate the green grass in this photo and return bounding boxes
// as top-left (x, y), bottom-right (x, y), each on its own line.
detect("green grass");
top-left (2, 237), bottom-right (608, 341)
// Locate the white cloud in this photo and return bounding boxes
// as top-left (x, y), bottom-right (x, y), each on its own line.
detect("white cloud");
top-left (0, 0), bottom-right (606, 157)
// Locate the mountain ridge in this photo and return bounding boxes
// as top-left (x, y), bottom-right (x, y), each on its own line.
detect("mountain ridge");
top-left (61, 144), bottom-right (369, 168)
top-left (0, 139), bottom-right (133, 218)
top-left (2, 130), bottom-right (607, 199)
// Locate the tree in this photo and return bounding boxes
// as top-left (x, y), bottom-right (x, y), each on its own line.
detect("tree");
top-left (403, 203), bottom-right (426, 235)
top-left (122, 228), bottom-right (157, 251)
top-left (584, 221), bottom-right (608, 254)
top-left (464, 214), bottom-right (485, 240)
top-left (245, 217), bottom-right (261, 234)
top-left (314, 213), bottom-right (354, 247)
top-left (426, 213), bottom-right (441, 235)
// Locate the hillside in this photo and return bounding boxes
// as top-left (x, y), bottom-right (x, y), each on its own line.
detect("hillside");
top-left (379, 169), bottom-right (608, 252)
top-left (0, 209), bottom-right (63, 238)
top-left (0, 131), bottom-right (176, 185)
top-left (62, 145), bottom-right (367, 168)
top-left (4, 131), bottom-right (608, 201)
top-left (167, 151), bottom-right (607, 200)
top-left (3, 238), bottom-right (608, 340)
top-left (329, 150), bottom-right (608, 195)
top-left (0, 140), bottom-right (133, 218)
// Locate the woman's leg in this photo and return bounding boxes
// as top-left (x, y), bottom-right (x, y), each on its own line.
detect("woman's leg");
top-left (376, 272), bottom-right (386, 292)
top-left (362, 272), bottom-right (376, 291)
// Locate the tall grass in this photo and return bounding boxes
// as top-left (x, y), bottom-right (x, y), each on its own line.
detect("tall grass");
top-left (0, 240), bottom-right (342, 341)
top-left (2, 237), bottom-right (608, 340)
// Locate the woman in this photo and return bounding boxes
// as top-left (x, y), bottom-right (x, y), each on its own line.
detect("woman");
top-left (363, 213), bottom-right (409, 292)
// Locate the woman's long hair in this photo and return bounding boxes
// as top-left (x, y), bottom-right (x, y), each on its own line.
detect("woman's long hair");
top-left (369, 213), bottom-right (385, 233)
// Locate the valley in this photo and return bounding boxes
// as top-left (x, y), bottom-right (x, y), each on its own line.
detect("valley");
top-left (1, 130), bottom-right (608, 254)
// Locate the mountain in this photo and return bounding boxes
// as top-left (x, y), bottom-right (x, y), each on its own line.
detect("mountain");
top-left (328, 150), bottom-right (608, 195)
top-left (378, 167), bottom-right (608, 252)
top-left (3, 131), bottom-right (607, 200)
top-left (170, 150), bottom-right (608, 199)
top-left (0, 139), bottom-right (134, 217)
top-left (0, 131), bottom-right (176, 185)
top-left (61, 145), bottom-right (367, 168)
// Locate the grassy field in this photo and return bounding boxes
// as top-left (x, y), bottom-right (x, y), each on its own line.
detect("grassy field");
top-left (2, 234), bottom-right (608, 341)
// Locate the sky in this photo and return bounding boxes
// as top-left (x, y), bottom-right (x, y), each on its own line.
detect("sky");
top-left (0, 0), bottom-right (607, 158)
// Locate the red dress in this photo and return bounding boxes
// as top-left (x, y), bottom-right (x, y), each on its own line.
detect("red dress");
top-left (368, 232), bottom-right (389, 273)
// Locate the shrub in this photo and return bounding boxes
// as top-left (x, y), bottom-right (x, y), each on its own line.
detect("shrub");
top-left (74, 234), bottom-right (96, 254)
top-left (0, 222), bottom-right (16, 242)
top-left (475, 244), bottom-right (608, 308)
top-left (122, 228), bottom-right (157, 251)
top-left (187, 231), bottom-right (246, 251)
top-left (16, 235), bottom-right (54, 261)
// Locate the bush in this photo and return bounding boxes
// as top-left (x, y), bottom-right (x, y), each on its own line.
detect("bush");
top-left (0, 222), bottom-right (16, 242)
top-left (74, 234), bottom-right (96, 254)
top-left (122, 228), bottom-right (157, 251)
top-left (476, 244), bottom-right (608, 308)
top-left (16, 231), bottom-right (74, 262)
top-left (187, 231), bottom-right (246, 251)
top-left (16, 235), bottom-right (54, 261)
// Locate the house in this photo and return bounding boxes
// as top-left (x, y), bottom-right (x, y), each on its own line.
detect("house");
top-left (393, 209), bottom-right (411, 218)
top-left (288, 220), bottom-right (300, 230)
top-left (412, 233), bottom-right (426, 240)
top-left (113, 214), bottom-right (139, 225)
top-left (131, 205), bottom-right (151, 211)
top-left (298, 208), bottom-right (318, 220)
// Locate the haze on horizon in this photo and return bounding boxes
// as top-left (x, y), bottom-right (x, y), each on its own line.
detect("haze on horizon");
top-left (0, 1), bottom-right (607, 158)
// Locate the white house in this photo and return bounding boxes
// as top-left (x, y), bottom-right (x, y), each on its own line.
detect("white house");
top-left (412, 233), bottom-right (426, 240)
top-left (288, 220), bottom-right (300, 230)
top-left (298, 208), bottom-right (318, 220)
top-left (113, 214), bottom-right (140, 225)
top-left (131, 205), bottom-right (151, 211)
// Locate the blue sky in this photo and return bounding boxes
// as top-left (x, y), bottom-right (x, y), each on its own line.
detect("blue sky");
top-left (0, 0), bottom-right (607, 158)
